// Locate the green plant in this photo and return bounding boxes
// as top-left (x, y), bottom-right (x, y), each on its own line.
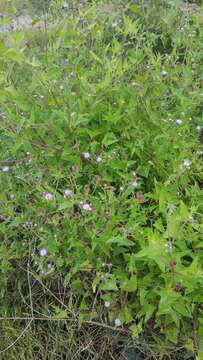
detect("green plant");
top-left (0, 0), bottom-right (203, 358)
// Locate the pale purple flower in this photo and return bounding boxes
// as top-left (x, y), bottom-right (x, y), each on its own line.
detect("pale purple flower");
top-left (2, 165), bottom-right (10, 172)
top-left (44, 192), bottom-right (53, 201)
top-left (83, 152), bottom-right (90, 160)
top-left (114, 318), bottom-right (121, 327)
top-left (39, 248), bottom-right (47, 257)
top-left (176, 119), bottom-right (182, 125)
top-left (82, 203), bottom-right (92, 212)
top-left (96, 156), bottom-right (102, 163)
top-left (104, 301), bottom-right (110, 308)
top-left (64, 189), bottom-right (73, 198)
top-left (130, 178), bottom-right (138, 188)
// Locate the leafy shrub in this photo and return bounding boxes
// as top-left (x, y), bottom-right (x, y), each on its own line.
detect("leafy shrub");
top-left (0, 0), bottom-right (203, 358)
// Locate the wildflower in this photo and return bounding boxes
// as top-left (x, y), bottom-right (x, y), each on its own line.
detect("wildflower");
top-left (120, 186), bottom-right (124, 191)
top-left (165, 242), bottom-right (172, 253)
top-left (62, 1), bottom-right (68, 9)
top-left (112, 22), bottom-right (118, 27)
top-left (64, 189), bottom-right (73, 198)
top-left (44, 192), bottom-right (53, 201)
top-left (10, 194), bottom-right (16, 200)
top-left (132, 82), bottom-right (141, 88)
top-left (70, 112), bottom-right (76, 117)
top-left (161, 70), bottom-right (168, 76)
top-left (130, 176), bottom-right (138, 188)
top-left (39, 248), bottom-right (47, 257)
top-left (39, 95), bottom-right (45, 100)
top-left (96, 155), bottom-right (102, 163)
top-left (104, 301), bottom-right (110, 309)
top-left (94, 174), bottom-right (101, 184)
top-left (136, 191), bottom-right (144, 204)
top-left (83, 152), bottom-right (90, 160)
top-left (167, 204), bottom-right (176, 214)
top-left (196, 125), bottom-right (202, 132)
top-left (70, 71), bottom-right (75, 80)
top-left (114, 318), bottom-right (121, 327)
top-left (47, 263), bottom-right (53, 269)
top-left (82, 203), bottom-right (92, 212)
top-left (176, 119), bottom-right (182, 125)
top-left (2, 165), bottom-right (10, 172)
top-left (182, 159), bottom-right (191, 169)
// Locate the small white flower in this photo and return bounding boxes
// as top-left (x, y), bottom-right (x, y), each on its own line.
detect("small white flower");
top-left (70, 112), bottom-right (76, 117)
top-left (10, 194), bottom-right (16, 200)
top-left (114, 318), bottom-right (121, 327)
top-left (47, 263), bottom-right (53, 269)
top-left (120, 186), bottom-right (124, 191)
top-left (64, 189), bottom-right (73, 198)
top-left (44, 192), bottom-right (53, 201)
top-left (83, 152), bottom-right (90, 160)
top-left (196, 125), bottom-right (202, 132)
top-left (182, 159), bottom-right (191, 169)
top-left (176, 119), bottom-right (182, 125)
top-left (82, 203), bottom-right (92, 212)
top-left (62, 2), bottom-right (68, 8)
top-left (39, 248), bottom-right (47, 257)
top-left (96, 156), bottom-right (102, 163)
top-left (167, 204), bottom-right (176, 214)
top-left (112, 22), bottom-right (118, 28)
top-left (104, 301), bottom-right (110, 308)
top-left (2, 165), bottom-right (10, 172)
top-left (161, 70), bottom-right (168, 76)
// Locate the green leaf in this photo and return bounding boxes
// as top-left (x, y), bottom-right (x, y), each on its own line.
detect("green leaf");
top-left (180, 201), bottom-right (189, 221)
top-left (102, 133), bottom-right (118, 147)
top-left (121, 275), bottom-right (137, 292)
top-left (90, 51), bottom-right (103, 65)
top-left (100, 278), bottom-right (118, 291)
top-left (107, 236), bottom-right (134, 247)
top-left (58, 200), bottom-right (72, 211)
top-left (136, 165), bottom-right (150, 178)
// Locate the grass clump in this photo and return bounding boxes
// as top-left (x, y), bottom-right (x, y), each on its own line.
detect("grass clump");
top-left (0, 0), bottom-right (203, 358)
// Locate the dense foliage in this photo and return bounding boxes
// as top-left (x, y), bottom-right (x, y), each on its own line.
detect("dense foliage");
top-left (0, 0), bottom-right (203, 358)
